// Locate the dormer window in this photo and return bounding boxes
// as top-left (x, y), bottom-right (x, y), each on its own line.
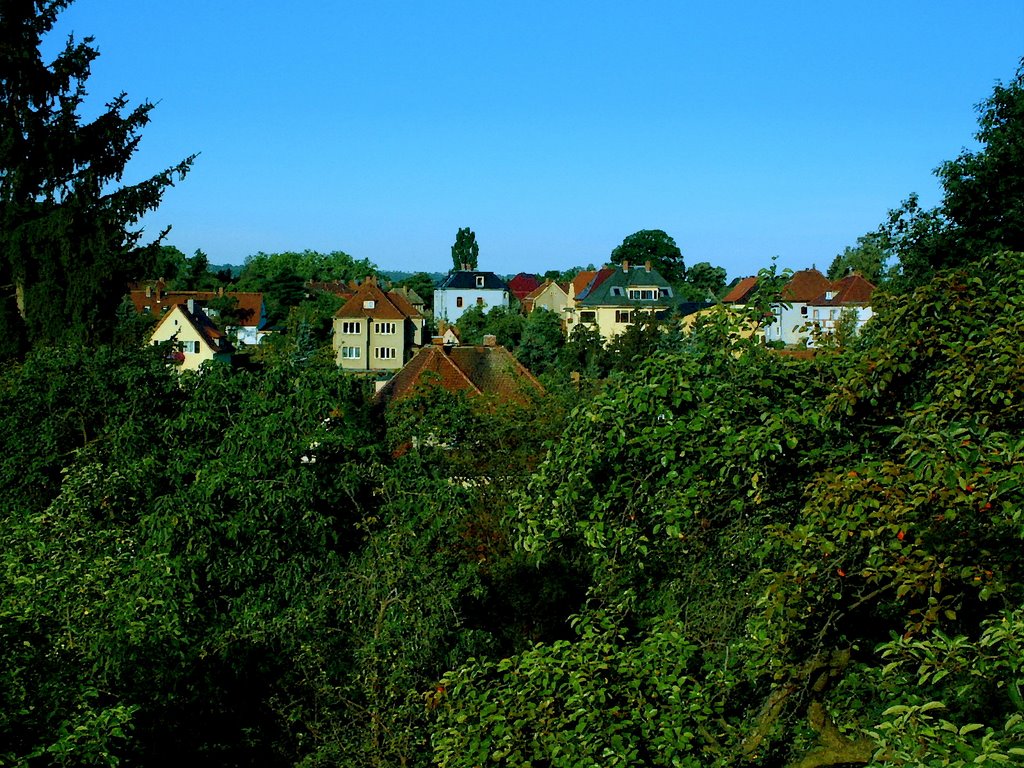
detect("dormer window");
top-left (476, 275), bottom-right (485, 288)
top-left (825, 291), bottom-right (835, 301)
top-left (611, 286), bottom-right (624, 296)
top-left (363, 300), bottom-right (376, 309)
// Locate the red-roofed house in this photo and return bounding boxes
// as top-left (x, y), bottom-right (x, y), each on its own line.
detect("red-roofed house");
top-left (731, 269), bottom-right (877, 345)
top-left (375, 335), bottom-right (544, 407)
top-left (332, 277), bottom-right (426, 371)
top-left (130, 283), bottom-right (269, 345)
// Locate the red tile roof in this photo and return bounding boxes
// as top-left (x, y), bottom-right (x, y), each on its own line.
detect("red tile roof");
top-left (335, 280), bottom-right (407, 321)
top-left (130, 288), bottom-right (265, 328)
top-left (781, 269), bottom-right (832, 302)
top-left (812, 273), bottom-right (876, 305)
top-left (508, 273), bottom-right (541, 301)
top-left (376, 343), bottom-right (544, 407)
top-left (722, 276), bottom-right (758, 303)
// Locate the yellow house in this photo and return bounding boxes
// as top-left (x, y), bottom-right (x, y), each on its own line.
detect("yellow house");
top-left (332, 278), bottom-right (425, 371)
top-left (575, 262), bottom-right (678, 341)
top-left (522, 279), bottom-right (569, 316)
top-left (149, 300), bottom-right (233, 372)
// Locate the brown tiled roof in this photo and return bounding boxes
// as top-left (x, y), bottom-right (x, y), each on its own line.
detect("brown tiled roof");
top-left (385, 290), bottom-right (423, 319)
top-left (376, 344), bottom-right (545, 407)
top-left (334, 280), bottom-right (406, 320)
top-left (130, 289), bottom-right (265, 327)
top-left (722, 276), bottom-right (758, 303)
top-left (781, 269), bottom-right (832, 302)
top-left (811, 273), bottom-right (876, 305)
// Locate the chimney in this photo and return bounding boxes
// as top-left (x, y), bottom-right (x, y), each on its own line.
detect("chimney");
top-left (622, 260), bottom-right (629, 273)
top-left (483, 334), bottom-right (497, 347)
top-left (218, 286), bottom-right (224, 297)
top-left (432, 336), bottom-right (445, 346)
top-left (645, 260), bottom-right (652, 272)
top-left (145, 284), bottom-right (152, 298)
top-left (186, 298), bottom-right (195, 314)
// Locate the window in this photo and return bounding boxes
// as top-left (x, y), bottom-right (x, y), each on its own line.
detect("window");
top-left (375, 347), bottom-right (397, 360)
top-left (456, 297), bottom-right (464, 308)
top-left (181, 340), bottom-right (200, 354)
top-left (476, 297), bottom-right (484, 305)
top-left (476, 275), bottom-right (485, 288)
top-left (341, 346), bottom-right (361, 359)
top-left (580, 311), bottom-right (596, 323)
top-left (342, 321), bottom-right (361, 334)
top-left (628, 289), bottom-right (656, 300)
top-left (615, 310), bottom-right (632, 324)
top-left (610, 286), bottom-right (624, 296)
top-left (143, 305), bottom-right (151, 314)
top-left (812, 309), bottom-right (820, 320)
top-left (800, 306), bottom-right (808, 316)
top-left (363, 300), bottom-right (376, 309)
top-left (659, 287), bottom-right (672, 298)
top-left (374, 322), bottom-right (397, 334)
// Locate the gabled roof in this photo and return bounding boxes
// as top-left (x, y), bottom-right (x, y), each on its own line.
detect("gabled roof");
top-left (376, 343), bottom-right (544, 407)
top-left (386, 289), bottom-right (424, 320)
top-left (151, 302), bottom-right (234, 354)
top-left (436, 271), bottom-right (509, 291)
top-left (810, 273), bottom-right (876, 305)
top-left (391, 285), bottom-right (426, 308)
top-left (578, 264), bottom-right (675, 307)
top-left (334, 280), bottom-right (406, 320)
top-left (522, 280), bottom-right (569, 312)
top-left (130, 289), bottom-right (266, 328)
top-left (781, 269), bottom-right (832, 302)
top-left (507, 273), bottom-right (541, 301)
top-left (722, 276), bottom-right (758, 304)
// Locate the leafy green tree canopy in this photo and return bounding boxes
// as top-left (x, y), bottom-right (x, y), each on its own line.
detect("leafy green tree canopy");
top-left (827, 231), bottom-right (890, 285)
top-left (0, 0), bottom-right (195, 348)
top-left (451, 227), bottom-right (479, 272)
top-left (610, 230), bottom-right (685, 285)
top-left (882, 59), bottom-right (1024, 287)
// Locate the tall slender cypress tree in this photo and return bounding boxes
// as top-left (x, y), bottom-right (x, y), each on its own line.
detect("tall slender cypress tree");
top-left (0, 0), bottom-right (195, 349)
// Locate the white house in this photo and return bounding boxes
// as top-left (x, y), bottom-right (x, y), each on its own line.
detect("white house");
top-left (433, 270), bottom-right (510, 323)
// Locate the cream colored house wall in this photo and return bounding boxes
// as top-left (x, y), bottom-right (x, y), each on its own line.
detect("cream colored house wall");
top-left (150, 306), bottom-right (217, 372)
top-left (531, 283), bottom-right (568, 314)
top-left (333, 317), bottom-right (406, 371)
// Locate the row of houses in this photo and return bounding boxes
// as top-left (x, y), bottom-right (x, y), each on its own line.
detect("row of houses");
top-left (130, 263), bottom-right (878, 382)
top-left (722, 269), bottom-right (876, 346)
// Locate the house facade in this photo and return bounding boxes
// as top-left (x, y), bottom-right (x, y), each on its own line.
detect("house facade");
top-left (573, 261), bottom-right (678, 341)
top-left (332, 278), bottom-right (425, 371)
top-left (433, 271), bottom-right (509, 323)
top-left (149, 300), bottom-right (233, 372)
top-left (728, 269), bottom-right (877, 346)
top-left (522, 280), bottom-right (569, 316)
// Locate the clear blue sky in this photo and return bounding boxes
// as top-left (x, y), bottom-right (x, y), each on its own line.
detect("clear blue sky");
top-left (50, 1), bottom-right (1023, 279)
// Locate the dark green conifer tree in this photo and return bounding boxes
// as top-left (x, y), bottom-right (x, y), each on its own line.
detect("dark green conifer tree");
top-left (0, 0), bottom-right (195, 349)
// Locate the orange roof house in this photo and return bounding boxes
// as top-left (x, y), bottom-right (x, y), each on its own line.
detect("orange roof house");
top-left (332, 277), bottom-right (426, 371)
